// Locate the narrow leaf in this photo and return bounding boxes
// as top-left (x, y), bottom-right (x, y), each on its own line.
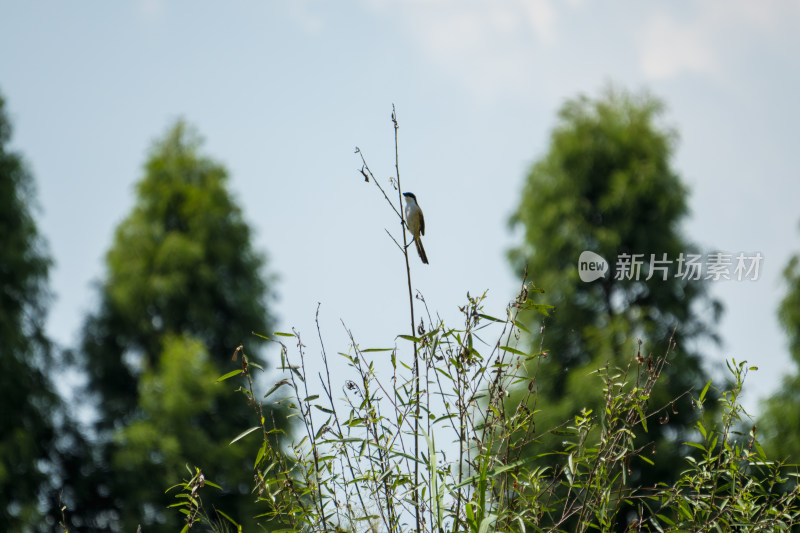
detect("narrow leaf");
top-left (264, 379), bottom-right (290, 399)
top-left (699, 379), bottom-right (712, 403)
top-left (230, 426), bottom-right (260, 445)
top-left (217, 369), bottom-right (242, 382)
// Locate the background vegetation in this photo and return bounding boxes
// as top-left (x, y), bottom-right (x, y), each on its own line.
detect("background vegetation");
top-left (507, 88), bottom-right (722, 494)
top-left (0, 90), bottom-right (61, 531)
top-left (1, 85), bottom-right (799, 532)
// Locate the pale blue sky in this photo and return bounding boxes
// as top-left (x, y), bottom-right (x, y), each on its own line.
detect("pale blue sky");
top-left (1, 1), bottom-right (799, 414)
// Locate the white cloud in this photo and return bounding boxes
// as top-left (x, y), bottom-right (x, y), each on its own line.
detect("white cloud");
top-left (138, 0), bottom-right (165, 19)
top-left (285, 0), bottom-right (324, 33)
top-left (639, 1), bottom-right (800, 81)
top-left (363, 0), bottom-right (800, 101)
top-left (639, 13), bottom-right (717, 80)
top-left (362, 0), bottom-right (560, 98)
top-left (519, 0), bottom-right (557, 45)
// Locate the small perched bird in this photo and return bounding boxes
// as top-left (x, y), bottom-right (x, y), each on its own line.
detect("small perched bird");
top-left (403, 192), bottom-right (428, 264)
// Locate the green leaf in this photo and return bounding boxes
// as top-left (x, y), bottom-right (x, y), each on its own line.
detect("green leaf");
top-left (254, 442), bottom-right (267, 469)
top-left (478, 514), bottom-right (498, 533)
top-left (465, 503), bottom-right (478, 532)
top-left (264, 379), bottom-right (290, 399)
top-left (754, 440), bottom-right (767, 461)
top-left (229, 426), bottom-right (260, 445)
top-left (272, 331), bottom-right (295, 337)
top-left (699, 379), bottom-right (712, 403)
top-left (389, 450), bottom-right (425, 464)
top-left (512, 319), bottom-right (531, 334)
top-left (165, 483), bottom-right (184, 494)
top-left (217, 369), bottom-right (242, 382)
top-left (499, 345), bottom-right (527, 356)
top-left (655, 513), bottom-right (675, 526)
top-left (635, 404), bottom-right (648, 433)
top-left (216, 509), bottom-right (240, 528)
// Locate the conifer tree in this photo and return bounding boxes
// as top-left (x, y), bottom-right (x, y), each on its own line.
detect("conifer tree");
top-left (78, 121), bottom-right (286, 531)
top-left (0, 91), bottom-right (60, 531)
top-left (509, 88), bottom-right (721, 491)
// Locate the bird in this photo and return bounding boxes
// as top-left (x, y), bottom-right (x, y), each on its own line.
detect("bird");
top-left (403, 192), bottom-right (428, 264)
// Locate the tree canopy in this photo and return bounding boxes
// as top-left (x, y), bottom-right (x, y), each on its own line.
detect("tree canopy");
top-left (75, 121), bottom-right (286, 531)
top-left (0, 91), bottom-right (60, 531)
top-left (508, 87), bottom-right (721, 489)
top-left (759, 232), bottom-right (800, 462)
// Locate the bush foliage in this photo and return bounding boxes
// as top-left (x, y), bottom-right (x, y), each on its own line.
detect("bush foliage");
top-left (168, 284), bottom-right (800, 532)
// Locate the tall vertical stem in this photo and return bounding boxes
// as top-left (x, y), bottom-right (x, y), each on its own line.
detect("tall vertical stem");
top-left (391, 105), bottom-right (420, 532)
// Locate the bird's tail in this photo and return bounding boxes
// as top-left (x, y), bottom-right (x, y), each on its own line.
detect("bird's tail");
top-left (415, 238), bottom-right (429, 264)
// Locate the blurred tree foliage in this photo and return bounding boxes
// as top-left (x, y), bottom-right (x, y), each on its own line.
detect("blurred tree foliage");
top-left (508, 88), bottom-right (722, 492)
top-left (73, 121), bottom-right (287, 531)
top-left (0, 91), bottom-right (60, 530)
top-left (760, 234), bottom-right (800, 462)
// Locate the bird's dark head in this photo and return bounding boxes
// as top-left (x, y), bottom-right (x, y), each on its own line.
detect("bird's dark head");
top-left (403, 192), bottom-right (417, 201)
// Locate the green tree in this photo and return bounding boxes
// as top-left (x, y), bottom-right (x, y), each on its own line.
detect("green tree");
top-left (508, 88), bottom-right (721, 491)
top-left (76, 121), bottom-right (286, 531)
top-left (760, 232), bottom-right (800, 462)
top-left (0, 91), bottom-right (60, 530)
